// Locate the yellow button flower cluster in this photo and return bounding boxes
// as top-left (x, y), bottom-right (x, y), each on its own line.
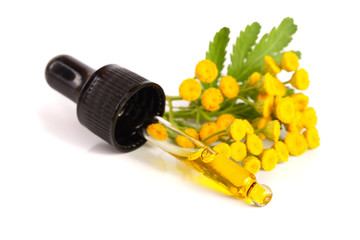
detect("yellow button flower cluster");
top-left (178, 59), bottom-right (240, 112)
top-left (162, 51), bottom-right (319, 175)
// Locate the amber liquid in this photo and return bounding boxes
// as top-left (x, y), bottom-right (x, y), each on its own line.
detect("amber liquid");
top-left (170, 147), bottom-right (257, 198)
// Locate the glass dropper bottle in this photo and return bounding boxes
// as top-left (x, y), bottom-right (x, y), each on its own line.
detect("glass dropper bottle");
top-left (45, 55), bottom-right (272, 206)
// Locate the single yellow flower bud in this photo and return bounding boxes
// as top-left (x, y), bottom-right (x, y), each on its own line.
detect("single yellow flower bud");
top-left (263, 55), bottom-right (281, 75)
top-left (263, 120), bottom-right (281, 142)
top-left (303, 127), bottom-right (320, 149)
top-left (285, 111), bottom-right (304, 133)
top-left (230, 141), bottom-right (247, 162)
top-left (280, 51), bottom-right (300, 72)
top-left (302, 107), bottom-right (317, 129)
top-left (285, 132), bottom-right (308, 156)
top-left (199, 122), bottom-right (219, 144)
top-left (216, 114), bottom-right (235, 131)
top-left (290, 68), bottom-right (309, 90)
top-left (274, 97), bottom-right (295, 124)
top-left (146, 123), bottom-right (168, 141)
top-left (254, 95), bottom-right (274, 118)
top-left (247, 72), bottom-right (262, 86)
top-left (230, 119), bottom-right (247, 141)
top-left (246, 134), bottom-right (263, 156)
top-left (179, 78), bottom-right (202, 101)
top-left (256, 73), bottom-right (286, 96)
top-left (213, 143), bottom-right (231, 158)
top-left (201, 87), bottom-right (224, 111)
top-left (242, 156), bottom-right (261, 174)
top-left (219, 75), bottom-right (239, 99)
top-left (195, 59), bottom-right (218, 83)
top-left (291, 93), bottom-right (309, 112)
top-left (261, 148), bottom-right (279, 171)
top-left (243, 119), bottom-right (254, 135)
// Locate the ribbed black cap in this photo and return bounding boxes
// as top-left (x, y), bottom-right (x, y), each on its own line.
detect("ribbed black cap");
top-left (45, 55), bottom-right (165, 152)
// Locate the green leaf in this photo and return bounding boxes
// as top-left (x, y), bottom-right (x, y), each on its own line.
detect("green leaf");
top-left (236, 17), bottom-right (298, 82)
top-left (227, 22), bottom-right (261, 78)
top-left (204, 27), bottom-right (230, 88)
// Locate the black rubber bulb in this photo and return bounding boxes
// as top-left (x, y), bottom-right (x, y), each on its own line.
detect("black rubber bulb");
top-left (45, 55), bottom-right (165, 152)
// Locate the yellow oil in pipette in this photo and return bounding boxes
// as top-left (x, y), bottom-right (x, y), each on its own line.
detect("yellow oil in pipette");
top-left (144, 117), bottom-right (272, 206)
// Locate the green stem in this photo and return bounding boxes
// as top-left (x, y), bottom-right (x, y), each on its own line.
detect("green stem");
top-left (197, 107), bottom-right (214, 122)
top-left (166, 95), bottom-right (182, 101)
top-left (166, 96), bottom-right (175, 124)
top-left (237, 96), bottom-right (254, 107)
top-left (235, 106), bottom-right (253, 114)
top-left (174, 120), bottom-right (196, 130)
top-left (283, 80), bottom-right (291, 84)
top-left (238, 85), bottom-right (257, 94)
top-left (202, 129), bottom-right (227, 143)
top-left (196, 109), bottom-right (200, 127)
top-left (254, 128), bottom-right (264, 134)
top-left (171, 110), bottom-right (197, 119)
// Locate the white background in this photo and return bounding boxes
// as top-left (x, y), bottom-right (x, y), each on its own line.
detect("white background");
top-left (1, 0), bottom-right (359, 239)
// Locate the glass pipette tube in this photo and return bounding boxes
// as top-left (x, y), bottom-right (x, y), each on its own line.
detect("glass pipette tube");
top-left (142, 116), bottom-right (272, 206)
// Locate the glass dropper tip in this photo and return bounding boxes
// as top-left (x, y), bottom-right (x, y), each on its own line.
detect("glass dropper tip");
top-left (248, 183), bottom-right (273, 207)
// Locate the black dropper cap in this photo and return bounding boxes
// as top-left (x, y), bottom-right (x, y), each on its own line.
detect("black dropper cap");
top-left (45, 55), bottom-right (165, 152)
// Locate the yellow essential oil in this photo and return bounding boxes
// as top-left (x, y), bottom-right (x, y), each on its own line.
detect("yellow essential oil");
top-left (170, 147), bottom-right (271, 206)
top-left (144, 117), bottom-right (272, 206)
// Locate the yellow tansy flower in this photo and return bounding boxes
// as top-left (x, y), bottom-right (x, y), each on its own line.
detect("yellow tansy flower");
top-left (199, 122), bottom-right (219, 144)
top-left (284, 132), bottom-right (308, 156)
top-left (254, 95), bottom-right (274, 118)
top-left (303, 127), bottom-right (320, 149)
top-left (201, 87), bottom-right (224, 111)
top-left (273, 141), bottom-right (289, 163)
top-left (230, 119), bottom-right (246, 141)
top-left (261, 148), bottom-right (279, 171)
top-left (179, 78), bottom-right (202, 101)
top-left (213, 143), bottom-right (231, 158)
top-left (302, 107), bottom-right (318, 129)
top-left (291, 93), bottom-right (309, 112)
top-left (243, 119), bottom-right (254, 135)
top-left (175, 128), bottom-right (199, 148)
top-left (263, 120), bottom-right (281, 142)
top-left (219, 75), bottom-right (239, 99)
top-left (280, 51), bottom-right (300, 72)
top-left (270, 76), bottom-right (287, 97)
top-left (246, 134), bottom-right (263, 156)
top-left (247, 72), bottom-right (262, 86)
top-left (146, 123), bottom-right (168, 141)
top-left (256, 73), bottom-right (286, 96)
top-left (185, 128), bottom-right (199, 140)
top-left (290, 68), bottom-right (310, 90)
top-left (175, 136), bottom-right (194, 148)
top-left (263, 55), bottom-right (281, 75)
top-left (195, 59), bottom-right (218, 83)
top-left (286, 111), bottom-right (304, 133)
top-left (216, 114), bottom-right (235, 131)
top-left (275, 97), bottom-right (295, 124)
top-left (242, 156), bottom-right (261, 174)
top-left (230, 141), bottom-right (247, 162)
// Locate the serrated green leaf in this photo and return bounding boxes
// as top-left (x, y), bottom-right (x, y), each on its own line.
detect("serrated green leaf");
top-left (204, 27), bottom-right (230, 88)
top-left (227, 22), bottom-right (261, 78)
top-left (236, 17), bottom-right (298, 82)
